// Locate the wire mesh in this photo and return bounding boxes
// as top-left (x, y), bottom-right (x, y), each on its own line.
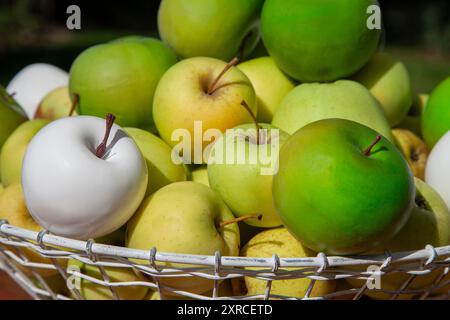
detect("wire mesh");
top-left (1, 222), bottom-right (449, 300)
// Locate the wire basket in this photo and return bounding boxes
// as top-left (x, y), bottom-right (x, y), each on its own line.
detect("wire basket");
top-left (1, 221), bottom-right (449, 300)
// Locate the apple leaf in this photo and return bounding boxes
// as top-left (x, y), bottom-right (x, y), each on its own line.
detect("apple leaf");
top-left (0, 84), bottom-right (28, 118)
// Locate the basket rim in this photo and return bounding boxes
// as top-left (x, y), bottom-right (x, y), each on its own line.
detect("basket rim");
top-left (1, 222), bottom-right (450, 269)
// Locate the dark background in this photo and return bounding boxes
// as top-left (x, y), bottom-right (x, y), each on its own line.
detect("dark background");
top-left (0, 0), bottom-right (449, 93)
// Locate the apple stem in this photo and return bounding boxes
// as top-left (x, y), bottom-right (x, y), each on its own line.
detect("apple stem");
top-left (95, 113), bottom-right (116, 159)
top-left (218, 213), bottom-right (262, 228)
top-left (241, 100), bottom-right (262, 145)
top-left (69, 93), bottom-right (79, 117)
top-left (207, 57), bottom-right (239, 95)
top-left (363, 135), bottom-right (382, 157)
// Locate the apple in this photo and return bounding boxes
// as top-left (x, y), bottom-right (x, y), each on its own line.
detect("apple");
top-left (153, 57), bottom-right (257, 164)
top-left (69, 37), bottom-right (177, 132)
top-left (396, 94), bottom-right (429, 137)
top-left (6, 63), bottom-right (69, 119)
top-left (260, 0), bottom-right (381, 82)
top-left (34, 86), bottom-right (77, 120)
top-left (425, 129), bottom-right (450, 210)
top-left (0, 86), bottom-right (28, 164)
top-left (157, 0), bottom-right (264, 61)
top-left (124, 127), bottom-right (187, 196)
top-left (0, 183), bottom-right (66, 276)
top-left (208, 121), bottom-right (290, 228)
top-left (352, 53), bottom-right (413, 126)
top-left (272, 80), bottom-right (393, 141)
top-left (190, 166), bottom-right (210, 187)
top-left (238, 57), bottom-right (295, 123)
top-left (422, 77), bottom-right (450, 147)
top-left (0, 184), bottom-right (3, 194)
top-left (347, 178), bottom-right (450, 299)
top-left (273, 119), bottom-right (414, 255)
top-left (21, 114), bottom-right (148, 240)
top-left (126, 181), bottom-right (240, 295)
top-left (242, 228), bottom-right (336, 299)
top-left (0, 120), bottom-right (50, 187)
top-left (67, 258), bottom-right (148, 300)
top-left (392, 129), bottom-right (429, 180)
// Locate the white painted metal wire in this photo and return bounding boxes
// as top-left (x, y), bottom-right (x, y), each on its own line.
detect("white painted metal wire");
top-left (1, 221), bottom-right (449, 300)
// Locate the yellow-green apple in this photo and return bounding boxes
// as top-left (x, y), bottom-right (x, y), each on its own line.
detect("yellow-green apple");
top-left (125, 127), bottom-right (187, 196)
top-left (396, 94), bottom-right (429, 137)
top-left (126, 181), bottom-right (240, 295)
top-left (190, 166), bottom-right (209, 187)
top-left (0, 183), bottom-right (67, 276)
top-left (6, 63), bottom-right (69, 119)
top-left (0, 120), bottom-right (50, 187)
top-left (158, 0), bottom-right (264, 61)
top-left (238, 57), bottom-right (295, 122)
top-left (273, 119), bottom-right (414, 255)
top-left (69, 37), bottom-right (177, 132)
top-left (208, 122), bottom-right (289, 228)
top-left (261, 0), bottom-right (381, 82)
top-left (392, 129), bottom-right (429, 180)
top-left (0, 184), bottom-right (3, 194)
top-left (67, 259), bottom-right (148, 300)
top-left (272, 80), bottom-right (393, 141)
top-left (425, 129), bottom-right (450, 210)
top-left (153, 57), bottom-right (257, 164)
top-left (352, 53), bottom-right (413, 126)
top-left (0, 86), bottom-right (27, 166)
top-left (34, 86), bottom-right (76, 120)
top-left (422, 77), bottom-right (450, 147)
top-left (242, 228), bottom-right (336, 299)
top-left (347, 178), bottom-right (450, 299)
top-left (21, 115), bottom-right (148, 239)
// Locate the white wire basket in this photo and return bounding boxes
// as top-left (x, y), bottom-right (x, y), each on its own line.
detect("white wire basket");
top-left (1, 221), bottom-right (449, 300)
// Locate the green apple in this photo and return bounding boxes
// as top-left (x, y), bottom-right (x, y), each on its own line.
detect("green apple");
top-left (272, 80), bottom-right (393, 141)
top-left (0, 119), bottom-right (49, 187)
top-left (124, 127), bottom-right (187, 196)
top-left (158, 0), bottom-right (264, 60)
top-left (396, 94), bottom-right (429, 137)
top-left (422, 77), bottom-right (450, 147)
top-left (261, 0), bottom-right (381, 82)
top-left (153, 57), bottom-right (256, 164)
top-left (352, 53), bottom-right (413, 126)
top-left (34, 86), bottom-right (76, 120)
top-left (0, 184), bottom-right (3, 194)
top-left (67, 259), bottom-right (148, 300)
top-left (0, 86), bottom-right (28, 173)
top-left (242, 228), bottom-right (336, 299)
top-left (0, 184), bottom-right (66, 276)
top-left (208, 123), bottom-right (289, 228)
top-left (347, 178), bottom-right (450, 299)
top-left (190, 166), bottom-right (209, 187)
top-left (238, 57), bottom-right (295, 123)
top-left (273, 119), bottom-right (414, 255)
top-left (126, 181), bottom-right (240, 295)
top-left (69, 37), bottom-right (177, 132)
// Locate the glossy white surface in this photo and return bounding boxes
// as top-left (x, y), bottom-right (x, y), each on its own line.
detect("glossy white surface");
top-left (426, 131), bottom-right (450, 210)
top-left (7, 63), bottom-right (69, 119)
top-left (21, 116), bottom-right (148, 239)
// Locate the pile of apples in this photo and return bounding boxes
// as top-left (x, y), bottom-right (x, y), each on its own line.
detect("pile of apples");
top-left (1, 0), bottom-right (450, 300)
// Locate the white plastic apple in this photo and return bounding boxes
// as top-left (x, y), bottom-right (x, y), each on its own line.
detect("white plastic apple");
top-left (7, 63), bottom-right (69, 119)
top-left (425, 131), bottom-right (450, 209)
top-left (21, 114), bottom-right (148, 240)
